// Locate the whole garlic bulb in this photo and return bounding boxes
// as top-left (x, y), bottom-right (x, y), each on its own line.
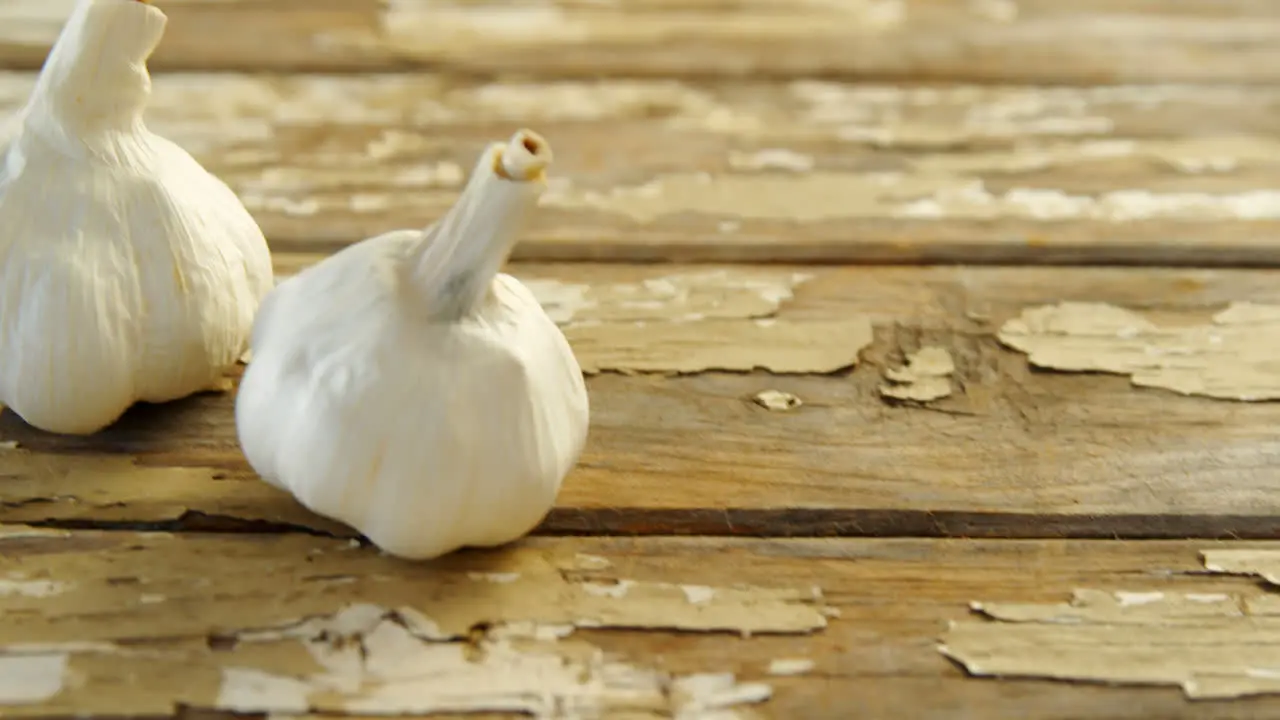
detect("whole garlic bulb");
top-left (235, 130), bottom-right (589, 560)
top-left (0, 0), bottom-right (274, 434)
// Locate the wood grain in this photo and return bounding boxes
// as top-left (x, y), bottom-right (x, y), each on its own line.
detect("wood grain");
top-left (4, 0), bottom-right (1280, 86)
top-left (4, 261), bottom-right (1280, 540)
top-left (6, 72), bottom-right (1279, 264)
top-left (5, 531), bottom-right (1280, 719)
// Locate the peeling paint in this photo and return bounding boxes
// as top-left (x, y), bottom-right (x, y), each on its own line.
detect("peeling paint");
top-left (1115, 591), bottom-right (1164, 607)
top-left (752, 389), bottom-right (803, 411)
top-left (523, 269), bottom-right (811, 326)
top-left (728, 149), bottom-right (816, 173)
top-left (681, 585), bottom-right (718, 605)
top-left (998, 301), bottom-right (1280, 401)
top-left (217, 604), bottom-right (774, 718)
top-left (569, 553), bottom-right (612, 571)
top-left (880, 346), bottom-right (955, 402)
top-left (941, 550), bottom-right (1280, 699)
top-left (969, 0), bottom-right (1018, 23)
top-left (568, 317), bottom-right (873, 375)
top-left (0, 579), bottom-right (69, 598)
top-left (467, 572), bottom-right (521, 584)
top-left (0, 654), bottom-right (66, 705)
top-left (767, 658), bottom-right (816, 676)
top-left (544, 168), bottom-right (1280, 224)
top-left (581, 580), bottom-right (636, 599)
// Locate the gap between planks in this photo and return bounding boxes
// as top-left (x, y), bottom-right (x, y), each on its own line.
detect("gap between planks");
top-left (6, 533), bottom-right (1280, 719)
top-left (4, 263), bottom-right (1280, 543)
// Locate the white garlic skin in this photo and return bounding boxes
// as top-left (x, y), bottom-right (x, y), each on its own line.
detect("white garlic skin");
top-left (0, 0), bottom-right (274, 435)
top-left (236, 130), bottom-right (589, 560)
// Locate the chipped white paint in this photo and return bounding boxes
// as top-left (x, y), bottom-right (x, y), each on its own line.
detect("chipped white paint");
top-left (1115, 591), bottom-right (1165, 607)
top-left (791, 82), bottom-right (1121, 145)
top-left (681, 585), bottom-right (718, 605)
top-left (998, 301), bottom-right (1280, 401)
top-left (0, 654), bottom-right (67, 705)
top-left (139, 594), bottom-right (166, 605)
top-left (216, 604), bottom-right (773, 717)
top-left (728, 148), bottom-right (815, 173)
top-left (0, 579), bottom-right (68, 598)
top-left (349, 194), bottom-right (391, 213)
top-left (383, 1), bottom-right (589, 46)
top-left (969, 0), bottom-right (1018, 23)
top-left (545, 164), bottom-right (1280, 223)
top-left (1186, 593), bottom-right (1231, 603)
top-left (673, 673), bottom-right (773, 719)
top-left (767, 658), bottom-right (816, 676)
top-left (467, 572), bottom-right (521, 584)
top-left (521, 278), bottom-right (592, 324)
top-left (944, 559), bottom-right (1280, 701)
top-left (752, 389), bottom-right (803, 411)
top-left (523, 270), bottom-right (810, 326)
top-left (0, 440), bottom-right (17, 450)
top-left (0, 524), bottom-right (64, 540)
top-left (581, 580), bottom-right (636, 599)
top-left (217, 668), bottom-right (311, 714)
top-left (571, 553), bottom-right (612, 571)
top-left (488, 621), bottom-right (576, 642)
top-left (1170, 156), bottom-right (1240, 174)
top-left (881, 346), bottom-right (955, 402)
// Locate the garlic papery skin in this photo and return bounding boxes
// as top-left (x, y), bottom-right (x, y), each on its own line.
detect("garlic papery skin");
top-left (0, 0), bottom-right (274, 435)
top-left (235, 129), bottom-right (589, 561)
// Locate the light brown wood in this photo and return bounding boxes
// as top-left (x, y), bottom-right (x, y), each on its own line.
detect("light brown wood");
top-left (6, 2), bottom-right (1280, 716)
top-left (4, 0), bottom-right (1280, 85)
top-left (4, 531), bottom-right (1280, 719)
top-left (6, 73), bottom-right (1279, 264)
top-left (3, 260), bottom-right (1280, 540)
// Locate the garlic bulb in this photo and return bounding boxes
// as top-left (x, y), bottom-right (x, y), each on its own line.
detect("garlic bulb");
top-left (235, 130), bottom-right (589, 560)
top-left (0, 0), bottom-right (274, 434)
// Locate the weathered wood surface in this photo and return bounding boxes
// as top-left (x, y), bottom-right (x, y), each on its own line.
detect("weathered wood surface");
top-left (4, 260), bottom-right (1280, 540)
top-left (4, 0), bottom-right (1280, 85)
top-left (7, 73), bottom-right (1280, 263)
top-left (6, 530), bottom-right (1280, 719)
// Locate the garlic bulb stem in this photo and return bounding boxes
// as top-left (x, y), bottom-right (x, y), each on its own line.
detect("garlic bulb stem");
top-left (407, 129), bottom-right (552, 321)
top-left (27, 0), bottom-right (165, 136)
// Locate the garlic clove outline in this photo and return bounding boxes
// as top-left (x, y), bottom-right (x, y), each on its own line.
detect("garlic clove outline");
top-left (236, 129), bottom-right (589, 561)
top-left (0, 0), bottom-right (274, 435)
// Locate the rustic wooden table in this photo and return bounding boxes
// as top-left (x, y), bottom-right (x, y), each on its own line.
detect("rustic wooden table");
top-left (5, 2), bottom-right (1280, 718)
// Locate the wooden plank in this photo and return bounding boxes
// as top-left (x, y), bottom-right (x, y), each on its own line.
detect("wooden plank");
top-left (4, 1), bottom-right (1280, 85)
top-left (5, 72), bottom-right (1280, 264)
top-left (4, 531), bottom-right (1280, 718)
top-left (4, 261), bottom-right (1280, 539)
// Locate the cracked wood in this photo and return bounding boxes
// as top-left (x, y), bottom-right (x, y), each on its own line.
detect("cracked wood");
top-left (2, 73), bottom-right (1279, 263)
top-left (3, 261), bottom-right (1280, 539)
top-left (2, 0), bottom-right (1280, 85)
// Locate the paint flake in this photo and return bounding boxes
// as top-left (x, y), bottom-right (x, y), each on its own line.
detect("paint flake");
top-left (940, 549), bottom-right (1280, 699)
top-left (570, 317), bottom-right (873, 375)
top-left (766, 658), bottom-right (815, 676)
top-left (998, 301), bottom-right (1280, 401)
top-left (0, 533), bottom-right (831, 716)
top-left (214, 605), bottom-right (775, 718)
top-left (0, 579), bottom-right (69, 598)
top-left (524, 269), bottom-right (810, 326)
top-left (880, 346), bottom-right (955, 402)
top-left (752, 389), bottom-right (803, 411)
top-left (0, 654), bottom-right (67, 705)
